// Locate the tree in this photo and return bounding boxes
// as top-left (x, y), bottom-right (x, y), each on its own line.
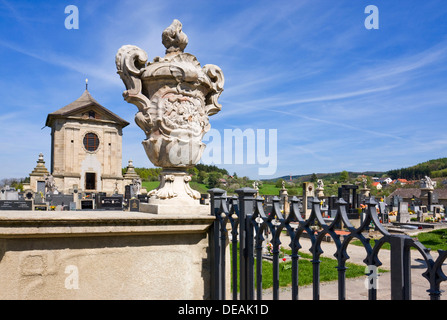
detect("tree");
top-left (206, 172), bottom-right (222, 188)
top-left (310, 173), bottom-right (318, 183)
top-left (340, 171), bottom-right (349, 183)
top-left (275, 178), bottom-right (285, 188)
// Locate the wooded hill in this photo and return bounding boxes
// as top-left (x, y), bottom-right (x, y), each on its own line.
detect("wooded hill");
top-left (387, 157), bottom-right (447, 180)
top-left (265, 171), bottom-right (384, 184)
top-left (264, 157), bottom-right (447, 183)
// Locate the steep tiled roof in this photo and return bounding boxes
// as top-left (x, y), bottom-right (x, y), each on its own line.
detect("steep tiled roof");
top-left (389, 188), bottom-right (447, 199)
top-left (45, 90), bottom-right (129, 128)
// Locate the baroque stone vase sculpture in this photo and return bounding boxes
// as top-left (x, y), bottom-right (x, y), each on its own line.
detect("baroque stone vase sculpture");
top-left (116, 19), bottom-right (224, 214)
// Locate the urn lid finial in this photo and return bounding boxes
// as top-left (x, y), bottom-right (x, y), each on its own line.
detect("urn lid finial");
top-left (162, 19), bottom-right (188, 53)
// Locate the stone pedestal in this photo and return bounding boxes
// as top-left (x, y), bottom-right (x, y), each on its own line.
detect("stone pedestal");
top-left (141, 170), bottom-right (207, 215)
top-left (116, 20), bottom-right (224, 217)
top-left (360, 188), bottom-right (370, 197)
top-left (0, 211), bottom-right (215, 300)
top-left (316, 187), bottom-right (324, 198)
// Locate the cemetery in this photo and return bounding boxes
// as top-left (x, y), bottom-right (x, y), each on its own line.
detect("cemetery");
top-left (0, 18), bottom-right (446, 301)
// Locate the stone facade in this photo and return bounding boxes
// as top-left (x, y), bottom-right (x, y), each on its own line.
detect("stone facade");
top-left (44, 89), bottom-right (129, 195)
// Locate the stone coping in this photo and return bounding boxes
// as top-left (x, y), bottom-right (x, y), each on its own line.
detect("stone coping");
top-left (0, 210), bottom-right (215, 238)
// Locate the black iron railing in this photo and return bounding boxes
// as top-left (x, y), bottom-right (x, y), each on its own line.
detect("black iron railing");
top-left (209, 187), bottom-right (447, 300)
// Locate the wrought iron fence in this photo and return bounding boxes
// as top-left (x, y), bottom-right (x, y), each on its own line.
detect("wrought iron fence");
top-left (209, 187), bottom-right (447, 300)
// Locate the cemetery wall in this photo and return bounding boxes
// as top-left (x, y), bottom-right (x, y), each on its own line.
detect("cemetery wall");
top-left (0, 211), bottom-right (217, 299)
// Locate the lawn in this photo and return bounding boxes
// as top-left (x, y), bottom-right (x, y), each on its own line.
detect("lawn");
top-left (230, 245), bottom-right (371, 291)
top-left (142, 180), bottom-right (209, 194)
top-left (416, 229), bottom-right (447, 251)
top-left (258, 184), bottom-right (282, 196)
top-left (258, 183), bottom-right (303, 196)
top-left (351, 228), bottom-right (447, 251)
top-left (141, 181), bottom-right (160, 191)
top-left (261, 252), bottom-right (368, 289)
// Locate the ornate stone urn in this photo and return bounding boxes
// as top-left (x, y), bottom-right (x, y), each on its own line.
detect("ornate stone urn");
top-left (116, 19), bottom-right (224, 214)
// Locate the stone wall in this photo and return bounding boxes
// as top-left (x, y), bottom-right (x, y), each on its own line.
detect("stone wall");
top-left (0, 211), bottom-right (216, 300)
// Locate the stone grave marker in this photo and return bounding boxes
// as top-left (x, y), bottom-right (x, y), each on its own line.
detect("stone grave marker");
top-left (137, 194), bottom-right (148, 203)
top-left (81, 199), bottom-right (94, 210)
top-left (69, 202), bottom-right (77, 211)
top-left (378, 202), bottom-right (389, 224)
top-left (47, 194), bottom-right (73, 210)
top-left (391, 195), bottom-right (402, 212)
top-left (99, 196), bottom-right (123, 210)
top-left (397, 202), bottom-right (410, 223)
top-left (5, 190), bottom-right (19, 201)
top-left (0, 200), bottom-right (32, 210)
top-left (125, 185), bottom-right (132, 201)
top-left (36, 181), bottom-right (45, 194)
top-left (129, 198), bottom-right (140, 212)
top-left (34, 193), bottom-right (44, 204)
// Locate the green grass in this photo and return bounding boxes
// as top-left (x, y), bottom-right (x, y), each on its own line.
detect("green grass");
top-left (417, 229), bottom-right (447, 251)
top-left (141, 181), bottom-right (208, 194)
top-left (257, 184), bottom-right (303, 196)
top-left (141, 181), bottom-right (160, 191)
top-left (230, 244), bottom-right (372, 291)
top-left (351, 228), bottom-right (447, 251)
top-left (258, 184), bottom-right (282, 196)
top-left (259, 255), bottom-right (368, 289)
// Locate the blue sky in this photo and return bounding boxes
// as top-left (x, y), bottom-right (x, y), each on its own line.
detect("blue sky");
top-left (1, 0), bottom-right (447, 180)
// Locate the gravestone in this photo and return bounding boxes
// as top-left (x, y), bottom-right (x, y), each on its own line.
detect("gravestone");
top-left (129, 198), bottom-right (140, 212)
top-left (81, 199), bottom-right (94, 210)
top-left (36, 181), bottom-right (45, 195)
top-left (125, 185), bottom-right (132, 201)
top-left (0, 200), bottom-right (32, 210)
top-left (34, 193), bottom-right (44, 205)
top-left (338, 184), bottom-right (359, 217)
top-left (378, 202), bottom-right (389, 224)
top-left (96, 192), bottom-right (107, 208)
top-left (391, 195), bottom-right (402, 212)
top-left (263, 195), bottom-right (274, 215)
top-left (432, 193), bottom-right (439, 204)
top-left (137, 194), bottom-right (149, 203)
top-left (47, 194), bottom-right (73, 210)
top-left (397, 202), bottom-right (410, 223)
top-left (5, 190), bottom-right (19, 201)
top-left (99, 196), bottom-right (123, 210)
top-left (327, 196), bottom-right (338, 218)
top-left (69, 202), bottom-right (77, 211)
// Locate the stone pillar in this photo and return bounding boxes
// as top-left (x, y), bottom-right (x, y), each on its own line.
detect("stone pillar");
top-left (279, 185), bottom-right (289, 216)
top-left (0, 210), bottom-right (215, 299)
top-left (302, 182), bottom-right (315, 219)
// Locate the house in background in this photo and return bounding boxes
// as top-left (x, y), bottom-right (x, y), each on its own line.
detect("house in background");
top-left (372, 181), bottom-right (382, 190)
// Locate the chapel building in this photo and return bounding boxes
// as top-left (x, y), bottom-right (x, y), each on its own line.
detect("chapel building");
top-left (43, 88), bottom-right (130, 195)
